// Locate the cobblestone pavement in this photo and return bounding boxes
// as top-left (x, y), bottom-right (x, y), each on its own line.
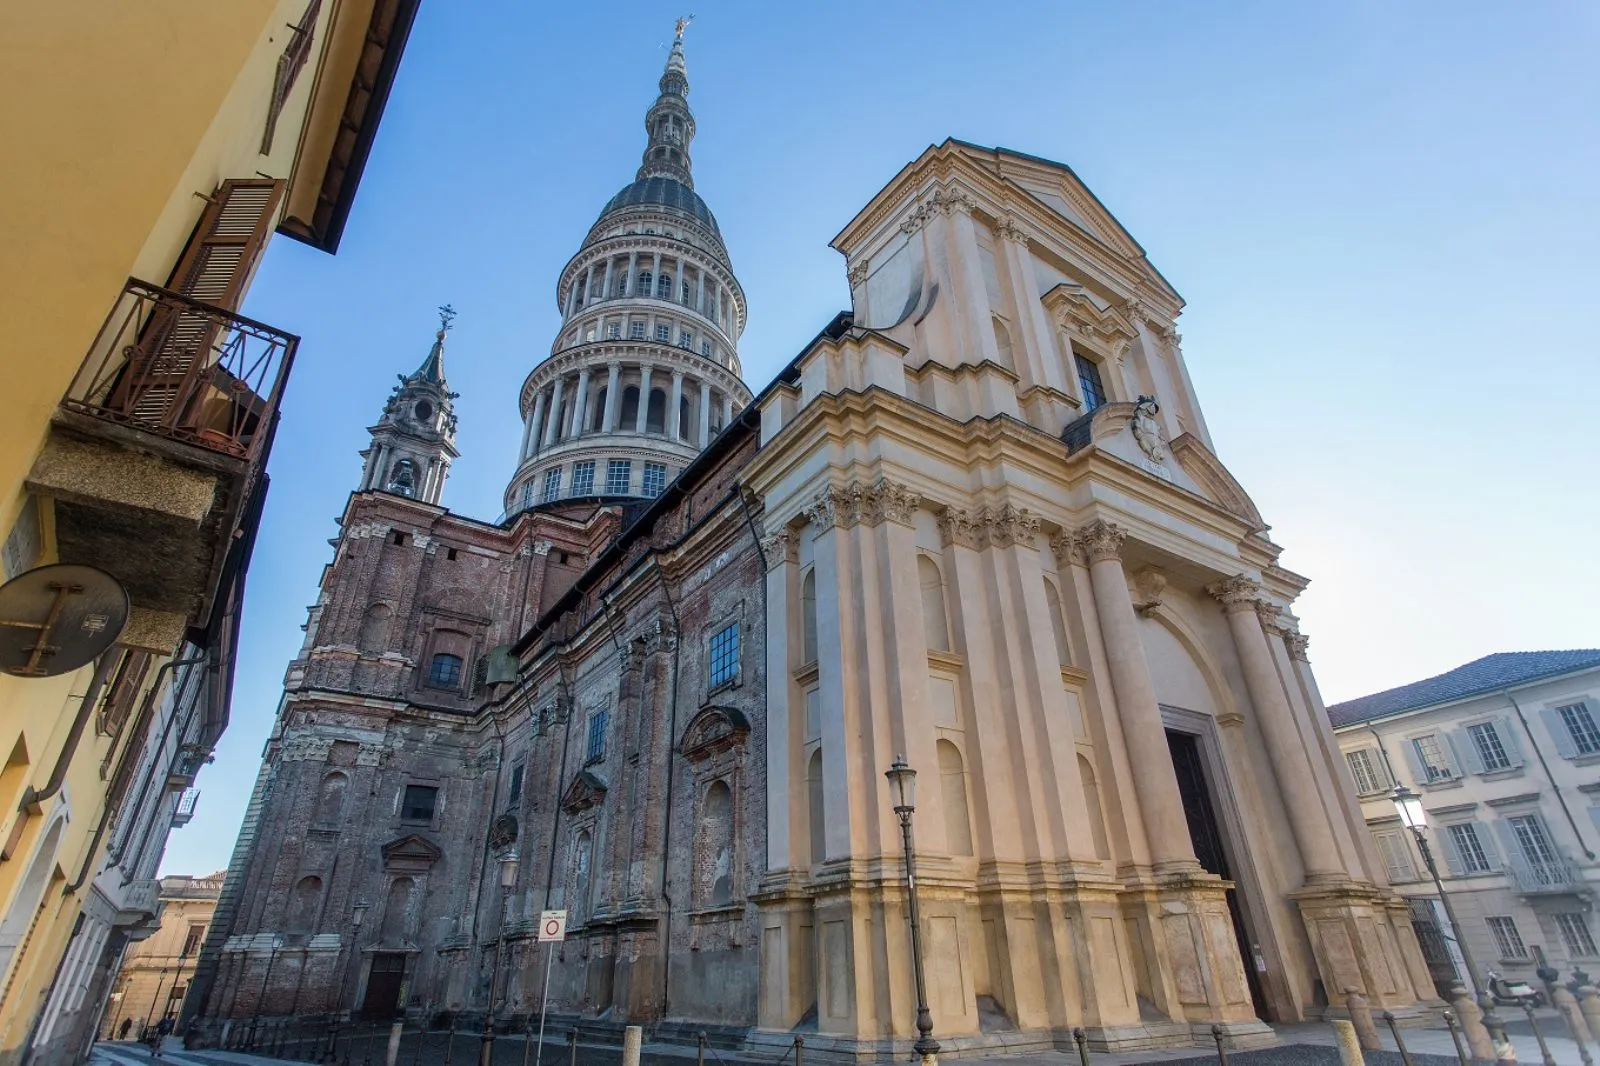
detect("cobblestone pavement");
top-left (87, 1010), bottom-right (1599, 1066)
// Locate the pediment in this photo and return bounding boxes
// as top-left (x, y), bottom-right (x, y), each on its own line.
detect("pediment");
top-left (560, 770), bottom-right (608, 815)
top-left (1169, 434), bottom-right (1266, 531)
top-left (680, 705), bottom-right (751, 762)
top-left (1041, 283), bottom-right (1137, 346)
top-left (381, 834), bottom-right (442, 873)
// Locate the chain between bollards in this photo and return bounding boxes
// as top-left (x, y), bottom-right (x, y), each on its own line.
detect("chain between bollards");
top-left (1071, 1026), bottom-right (1090, 1066)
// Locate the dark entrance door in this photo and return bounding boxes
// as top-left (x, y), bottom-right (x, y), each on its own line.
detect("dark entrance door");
top-left (361, 954), bottom-right (407, 1018)
top-left (1166, 729), bottom-right (1271, 1020)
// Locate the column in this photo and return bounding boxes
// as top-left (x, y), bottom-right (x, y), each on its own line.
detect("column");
top-left (635, 365), bottom-right (652, 433)
top-left (602, 363), bottom-right (620, 431)
top-left (650, 252), bottom-right (661, 297)
top-left (570, 368), bottom-right (592, 437)
top-left (527, 390), bottom-right (547, 457)
top-left (600, 257), bottom-right (615, 302)
top-left (564, 280), bottom-right (577, 318)
top-left (624, 252), bottom-right (637, 297)
top-left (939, 190), bottom-right (1001, 365)
top-left (695, 268), bottom-right (706, 314)
top-left (997, 218), bottom-right (1066, 393)
top-left (517, 406), bottom-right (536, 462)
top-left (584, 263), bottom-right (598, 308)
top-left (721, 394), bottom-right (733, 426)
top-left (365, 443), bottom-right (387, 489)
top-left (1209, 576), bottom-right (1343, 880)
top-left (669, 370), bottom-right (684, 440)
top-left (697, 380), bottom-right (711, 446)
top-left (1076, 519), bottom-right (1198, 874)
top-left (543, 377), bottom-right (565, 447)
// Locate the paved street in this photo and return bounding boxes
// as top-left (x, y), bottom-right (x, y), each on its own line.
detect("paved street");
top-left (89, 1009), bottom-right (1599, 1066)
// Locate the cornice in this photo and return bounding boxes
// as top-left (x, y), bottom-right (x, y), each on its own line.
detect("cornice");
top-left (558, 232), bottom-right (747, 320)
top-left (520, 340), bottom-right (752, 414)
top-left (559, 296), bottom-right (740, 358)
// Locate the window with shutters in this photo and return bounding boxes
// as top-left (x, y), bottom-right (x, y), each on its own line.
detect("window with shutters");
top-left (1487, 916), bottom-right (1528, 959)
top-left (1374, 829), bottom-right (1416, 882)
top-left (1345, 748), bottom-right (1388, 795)
top-left (1409, 734), bottom-right (1455, 783)
top-left (1468, 721), bottom-right (1512, 771)
top-left (96, 649), bottom-right (152, 737)
top-left (1556, 912), bottom-right (1599, 957)
top-left (182, 923), bottom-right (207, 957)
top-left (1558, 703), bottom-right (1600, 755)
top-left (1445, 822), bottom-right (1493, 873)
top-left (262, 0), bottom-right (322, 154)
top-left (1507, 814), bottom-right (1560, 872)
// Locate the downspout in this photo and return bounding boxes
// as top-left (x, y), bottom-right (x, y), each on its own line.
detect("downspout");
top-left (15, 654), bottom-right (119, 813)
top-left (1506, 687), bottom-right (1594, 860)
top-left (1367, 724), bottom-right (1399, 784)
top-left (541, 672), bottom-right (577, 909)
top-left (649, 555), bottom-right (682, 1019)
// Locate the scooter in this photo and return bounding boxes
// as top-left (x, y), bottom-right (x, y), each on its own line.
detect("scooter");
top-left (1486, 970), bottom-right (1548, 1008)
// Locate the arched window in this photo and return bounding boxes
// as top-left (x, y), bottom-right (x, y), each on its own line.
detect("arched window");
top-left (314, 772), bottom-right (348, 826)
top-left (358, 604), bottom-right (391, 654)
top-left (700, 780), bottom-right (734, 906)
top-left (387, 459), bottom-right (416, 497)
top-left (938, 740), bottom-right (974, 856)
top-left (678, 396), bottom-right (691, 440)
top-left (380, 877), bottom-right (413, 940)
top-left (919, 555), bottom-right (951, 653)
top-left (992, 317), bottom-right (1015, 371)
top-left (286, 876), bottom-right (322, 934)
top-left (807, 750), bottom-right (826, 867)
top-left (573, 830), bottom-right (594, 922)
top-left (801, 570), bottom-right (818, 665)
top-left (637, 271), bottom-right (652, 298)
top-left (620, 386), bottom-right (640, 428)
top-left (1043, 579), bottom-right (1072, 668)
top-left (1078, 754), bottom-right (1110, 860)
top-left (657, 273), bottom-right (673, 300)
top-left (591, 389), bottom-right (607, 432)
top-left (646, 389), bottom-right (667, 434)
top-left (428, 653), bottom-right (463, 689)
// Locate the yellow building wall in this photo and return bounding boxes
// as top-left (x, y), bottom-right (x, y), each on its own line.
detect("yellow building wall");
top-left (102, 892), bottom-right (219, 1039)
top-left (0, 1), bottom-right (359, 1058)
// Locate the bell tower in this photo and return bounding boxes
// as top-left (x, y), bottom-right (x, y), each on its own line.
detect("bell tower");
top-left (358, 306), bottom-right (460, 505)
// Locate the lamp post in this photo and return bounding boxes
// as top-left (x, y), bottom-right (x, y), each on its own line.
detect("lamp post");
top-left (1391, 785), bottom-right (1505, 1051)
top-left (480, 851), bottom-right (520, 1066)
top-left (326, 902), bottom-right (368, 1062)
top-left (885, 756), bottom-right (939, 1064)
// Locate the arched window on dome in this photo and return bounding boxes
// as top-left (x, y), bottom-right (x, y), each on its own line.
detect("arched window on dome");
top-left (637, 271), bottom-right (652, 299)
top-left (679, 396), bottom-right (691, 441)
top-left (657, 274), bottom-right (673, 300)
top-left (647, 389), bottom-right (667, 434)
top-left (620, 386), bottom-right (640, 428)
top-left (591, 388), bottom-right (607, 432)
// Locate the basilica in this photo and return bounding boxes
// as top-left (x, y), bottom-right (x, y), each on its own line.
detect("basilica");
top-left (186, 28), bottom-right (1438, 1057)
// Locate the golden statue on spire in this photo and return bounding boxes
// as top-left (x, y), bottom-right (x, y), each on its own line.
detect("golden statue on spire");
top-left (674, 14), bottom-right (693, 41)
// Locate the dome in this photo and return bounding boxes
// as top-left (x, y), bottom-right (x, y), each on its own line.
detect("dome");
top-left (594, 176), bottom-right (721, 236)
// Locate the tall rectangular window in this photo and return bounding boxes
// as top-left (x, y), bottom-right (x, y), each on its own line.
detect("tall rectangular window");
top-left (1446, 822), bottom-right (1493, 873)
top-left (1556, 912), bottom-right (1598, 957)
top-left (605, 459), bottom-right (632, 495)
top-left (543, 467), bottom-right (562, 502)
top-left (570, 461), bottom-right (595, 496)
top-left (679, 330), bottom-right (693, 349)
top-left (701, 340), bottom-right (713, 358)
top-left (1075, 353), bottom-right (1107, 411)
top-left (507, 763), bottom-right (524, 808)
top-left (655, 323), bottom-right (672, 342)
top-left (629, 321), bottom-right (646, 340)
top-left (1508, 814), bottom-right (1559, 869)
top-left (1411, 734), bottom-right (1454, 782)
top-left (606, 323), bottom-right (621, 340)
top-left (709, 622), bottom-right (740, 689)
top-left (641, 462), bottom-right (667, 498)
top-left (1468, 721), bottom-right (1512, 771)
top-left (586, 709), bottom-right (608, 764)
top-left (182, 924), bottom-right (207, 957)
top-left (1345, 749), bottom-right (1387, 795)
top-left (401, 784), bottom-right (438, 822)
top-left (1487, 916), bottom-right (1527, 959)
top-left (1558, 703), bottom-right (1600, 755)
top-left (1374, 829), bottom-right (1416, 882)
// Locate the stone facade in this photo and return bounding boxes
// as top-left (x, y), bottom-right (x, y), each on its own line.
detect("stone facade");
top-left (190, 33), bottom-right (1437, 1061)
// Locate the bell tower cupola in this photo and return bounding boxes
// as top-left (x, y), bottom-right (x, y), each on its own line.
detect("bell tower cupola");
top-left (359, 305), bottom-right (461, 506)
top-left (503, 21), bottom-right (753, 518)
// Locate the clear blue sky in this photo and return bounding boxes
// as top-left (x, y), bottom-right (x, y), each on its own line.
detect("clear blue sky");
top-left (160, 1), bottom-right (1599, 875)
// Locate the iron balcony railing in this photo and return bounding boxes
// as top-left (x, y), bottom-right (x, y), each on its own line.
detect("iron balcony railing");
top-left (62, 278), bottom-right (298, 463)
top-left (1509, 854), bottom-right (1591, 895)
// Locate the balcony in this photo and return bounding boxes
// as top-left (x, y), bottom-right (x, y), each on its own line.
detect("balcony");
top-left (172, 787), bottom-right (200, 827)
top-left (28, 279), bottom-right (297, 638)
top-left (115, 878), bottom-right (163, 928)
top-left (1510, 855), bottom-right (1592, 896)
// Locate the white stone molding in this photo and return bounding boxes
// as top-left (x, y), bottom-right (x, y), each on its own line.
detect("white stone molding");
top-left (846, 259), bottom-right (868, 288)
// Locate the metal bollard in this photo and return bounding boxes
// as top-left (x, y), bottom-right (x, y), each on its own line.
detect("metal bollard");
top-left (793, 1034), bottom-right (804, 1066)
top-left (1381, 1011), bottom-right (1414, 1066)
top-left (387, 1020), bottom-right (405, 1066)
top-left (1211, 1023), bottom-right (1230, 1066)
top-left (1331, 1020), bottom-right (1364, 1066)
top-left (413, 1012), bottom-right (429, 1066)
top-left (1441, 1011), bottom-right (1470, 1066)
top-left (521, 1019), bottom-right (532, 1066)
top-left (1344, 988), bottom-right (1381, 1052)
top-left (697, 1032), bottom-right (706, 1066)
top-left (443, 1018), bottom-right (458, 1066)
top-left (621, 1026), bottom-right (641, 1066)
top-left (324, 1016), bottom-right (341, 1064)
top-left (363, 1022), bottom-right (378, 1066)
top-left (1070, 1027), bottom-right (1089, 1066)
top-left (567, 1029), bottom-right (577, 1066)
top-left (1523, 1001), bottom-right (1557, 1066)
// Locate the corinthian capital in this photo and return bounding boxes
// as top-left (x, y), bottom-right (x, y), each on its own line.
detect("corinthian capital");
top-left (804, 484), bottom-right (855, 535)
top-left (760, 529), bottom-right (796, 570)
top-left (847, 259), bottom-right (869, 288)
top-left (994, 216), bottom-right (1032, 246)
top-left (1208, 574), bottom-right (1266, 614)
top-left (1285, 632), bottom-right (1312, 662)
top-left (1049, 530), bottom-right (1078, 566)
top-left (860, 479), bottom-right (920, 528)
top-left (983, 504), bottom-right (1041, 549)
top-left (1074, 520), bottom-right (1128, 564)
top-left (937, 507), bottom-right (983, 550)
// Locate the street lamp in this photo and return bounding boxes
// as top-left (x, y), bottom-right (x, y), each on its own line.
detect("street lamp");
top-left (480, 851), bottom-right (520, 1066)
top-left (1390, 785), bottom-right (1506, 1049)
top-left (885, 755), bottom-right (939, 1063)
top-left (326, 902), bottom-right (368, 1062)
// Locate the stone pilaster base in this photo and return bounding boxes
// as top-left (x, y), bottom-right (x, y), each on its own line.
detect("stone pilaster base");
top-left (1292, 880), bottom-right (1441, 1013)
top-left (1119, 871), bottom-right (1263, 1033)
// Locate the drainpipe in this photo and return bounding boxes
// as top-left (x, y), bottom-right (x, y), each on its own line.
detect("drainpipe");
top-left (15, 655), bottom-right (119, 814)
top-left (1505, 687), bottom-right (1595, 860)
top-left (1367, 723), bottom-right (1399, 784)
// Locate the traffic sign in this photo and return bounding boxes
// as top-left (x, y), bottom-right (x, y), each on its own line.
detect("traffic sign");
top-left (538, 910), bottom-right (568, 942)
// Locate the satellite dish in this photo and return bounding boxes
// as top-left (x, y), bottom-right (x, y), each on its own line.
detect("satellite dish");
top-left (0, 564), bottom-right (130, 678)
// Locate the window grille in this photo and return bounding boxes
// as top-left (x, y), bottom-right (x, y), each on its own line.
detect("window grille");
top-left (571, 461), bottom-right (595, 496)
top-left (543, 468), bottom-right (562, 502)
top-left (709, 622), bottom-right (740, 688)
top-left (1487, 916), bottom-right (1528, 958)
top-left (605, 460), bottom-right (632, 495)
top-left (586, 710), bottom-right (608, 763)
top-left (507, 763), bottom-right (524, 807)
top-left (1468, 722), bottom-right (1512, 770)
top-left (641, 462), bottom-right (667, 498)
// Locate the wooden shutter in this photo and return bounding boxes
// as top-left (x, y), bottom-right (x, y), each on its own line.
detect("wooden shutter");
top-left (1541, 707), bottom-right (1580, 759)
top-left (113, 179), bottom-right (284, 428)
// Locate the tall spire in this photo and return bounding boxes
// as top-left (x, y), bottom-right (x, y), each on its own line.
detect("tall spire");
top-left (635, 17), bottom-right (696, 188)
top-left (409, 303), bottom-right (455, 386)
